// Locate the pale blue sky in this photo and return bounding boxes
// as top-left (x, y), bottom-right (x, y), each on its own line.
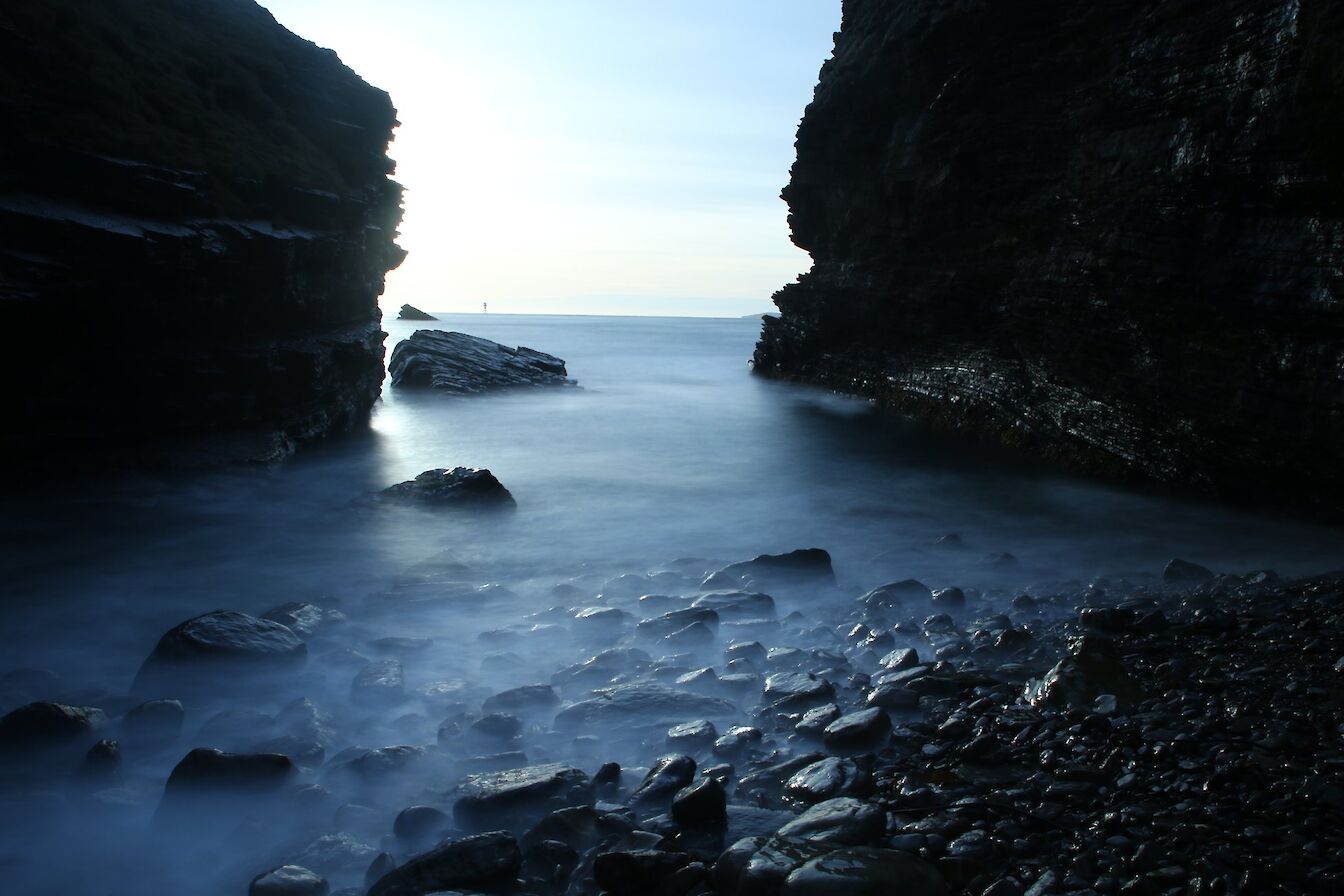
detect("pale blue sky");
top-left (258, 1), bottom-right (840, 316)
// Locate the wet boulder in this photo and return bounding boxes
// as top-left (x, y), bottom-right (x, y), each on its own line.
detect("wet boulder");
top-left (783, 758), bottom-right (873, 805)
top-left (736, 839), bottom-right (834, 896)
top-left (822, 708), bottom-right (891, 751)
top-left (133, 610), bottom-right (306, 695)
top-left (782, 847), bottom-right (945, 896)
top-left (1163, 558), bottom-right (1215, 584)
top-left (482, 684), bottom-right (559, 716)
top-left (672, 775), bottom-right (728, 829)
top-left (763, 672), bottom-right (836, 708)
top-left (1025, 645), bottom-right (1139, 709)
top-left (691, 590), bottom-right (777, 620)
top-left (716, 549), bottom-right (835, 588)
top-left (452, 762), bottom-right (592, 831)
top-left (0, 701), bottom-right (107, 758)
top-left (156, 747), bottom-right (298, 829)
top-left (859, 579), bottom-right (931, 609)
top-left (593, 849), bottom-right (692, 896)
top-left (552, 683), bottom-right (737, 733)
top-left (367, 830), bottom-right (522, 896)
top-left (379, 467), bottom-right (516, 508)
top-left (162, 747), bottom-right (297, 794)
top-left (388, 329), bottom-right (572, 393)
top-left (249, 865), bottom-right (329, 896)
top-left (666, 719), bottom-right (718, 752)
top-left (636, 607), bottom-right (720, 640)
top-left (394, 805), bottom-right (450, 845)
top-left (628, 755), bottom-right (697, 814)
top-left (794, 704), bottom-right (841, 738)
top-left (774, 798), bottom-right (886, 847)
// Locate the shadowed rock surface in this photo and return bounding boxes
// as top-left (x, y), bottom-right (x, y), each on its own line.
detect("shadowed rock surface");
top-left (389, 330), bottom-right (574, 394)
top-left (754, 0), bottom-right (1344, 516)
top-left (0, 0), bottom-right (404, 469)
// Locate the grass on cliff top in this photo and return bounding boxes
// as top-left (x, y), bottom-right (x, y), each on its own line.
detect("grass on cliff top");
top-left (0, 0), bottom-right (396, 192)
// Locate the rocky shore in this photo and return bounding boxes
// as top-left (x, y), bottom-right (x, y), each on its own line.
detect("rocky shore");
top-left (2, 540), bottom-right (1340, 895)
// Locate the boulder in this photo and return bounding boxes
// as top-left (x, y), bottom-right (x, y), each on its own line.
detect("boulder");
top-left (452, 762), bottom-right (591, 831)
top-left (0, 701), bottom-right (106, 756)
top-left (1163, 558), bottom-right (1215, 584)
top-left (716, 549), bottom-right (835, 588)
top-left (367, 831), bottom-right (522, 896)
top-left (783, 758), bottom-right (873, 805)
top-left (389, 329), bottom-right (573, 393)
top-left (822, 708), bottom-right (891, 751)
top-left (132, 610), bottom-right (306, 694)
top-left (774, 798), bottom-right (886, 846)
top-left (482, 684), bottom-right (559, 716)
top-left (379, 467), bottom-right (516, 508)
top-left (593, 850), bottom-right (691, 896)
top-left (552, 684), bottom-right (737, 733)
top-left (782, 847), bottom-right (945, 895)
top-left (628, 755), bottom-right (697, 814)
top-left (672, 776), bottom-right (727, 829)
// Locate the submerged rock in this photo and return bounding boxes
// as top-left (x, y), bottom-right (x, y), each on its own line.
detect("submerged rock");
top-left (132, 610), bottom-right (306, 694)
top-left (389, 329), bottom-right (574, 393)
top-left (397, 304), bottom-right (437, 321)
top-left (379, 467), bottom-right (516, 508)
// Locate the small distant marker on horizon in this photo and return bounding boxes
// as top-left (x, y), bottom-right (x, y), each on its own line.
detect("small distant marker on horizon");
top-left (483, 302), bottom-right (488, 314)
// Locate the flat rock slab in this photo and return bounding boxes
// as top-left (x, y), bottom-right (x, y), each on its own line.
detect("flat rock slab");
top-left (553, 683), bottom-right (738, 733)
top-left (452, 762), bottom-right (591, 830)
top-left (389, 329), bottom-right (573, 393)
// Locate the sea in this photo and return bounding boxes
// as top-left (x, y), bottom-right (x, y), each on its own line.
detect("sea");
top-left (0, 312), bottom-right (1341, 893)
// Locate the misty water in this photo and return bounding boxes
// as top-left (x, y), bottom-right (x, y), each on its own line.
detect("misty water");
top-left (2, 313), bottom-right (1341, 894)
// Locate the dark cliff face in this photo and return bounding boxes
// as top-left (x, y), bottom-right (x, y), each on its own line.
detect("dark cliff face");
top-left (0, 0), bottom-right (405, 466)
top-left (756, 0), bottom-right (1344, 515)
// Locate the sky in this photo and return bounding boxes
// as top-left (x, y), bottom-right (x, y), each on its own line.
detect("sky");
top-left (258, 1), bottom-right (840, 317)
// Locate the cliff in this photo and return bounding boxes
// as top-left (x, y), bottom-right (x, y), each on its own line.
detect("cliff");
top-left (0, 0), bottom-right (405, 466)
top-left (755, 0), bottom-right (1344, 515)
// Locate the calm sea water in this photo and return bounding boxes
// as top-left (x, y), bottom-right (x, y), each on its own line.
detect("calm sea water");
top-left (2, 312), bottom-right (1342, 894)
top-left (2, 312), bottom-right (1341, 681)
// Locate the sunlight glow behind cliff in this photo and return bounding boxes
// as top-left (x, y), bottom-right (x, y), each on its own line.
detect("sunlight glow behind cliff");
top-left (258, 0), bottom-right (839, 317)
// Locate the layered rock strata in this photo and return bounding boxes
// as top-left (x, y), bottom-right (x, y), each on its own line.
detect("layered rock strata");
top-left (755, 0), bottom-right (1344, 514)
top-left (1, 0), bottom-right (405, 467)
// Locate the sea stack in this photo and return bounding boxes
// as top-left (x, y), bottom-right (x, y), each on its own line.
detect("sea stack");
top-left (754, 0), bottom-right (1344, 516)
top-left (0, 0), bottom-right (405, 468)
